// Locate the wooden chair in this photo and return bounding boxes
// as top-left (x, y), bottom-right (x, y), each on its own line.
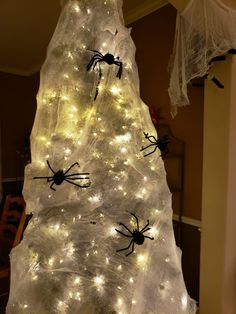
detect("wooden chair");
top-left (0, 195), bottom-right (26, 278)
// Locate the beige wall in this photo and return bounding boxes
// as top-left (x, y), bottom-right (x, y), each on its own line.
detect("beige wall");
top-left (131, 4), bottom-right (203, 220)
top-left (200, 56), bottom-right (236, 314)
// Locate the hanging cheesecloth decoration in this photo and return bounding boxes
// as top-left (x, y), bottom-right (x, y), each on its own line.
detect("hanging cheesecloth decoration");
top-left (168, 0), bottom-right (236, 116)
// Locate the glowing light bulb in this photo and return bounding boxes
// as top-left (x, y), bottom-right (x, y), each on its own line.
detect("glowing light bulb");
top-left (94, 275), bottom-right (105, 291)
top-left (62, 95), bottom-right (69, 101)
top-left (73, 4), bottom-right (80, 12)
top-left (48, 257), bottom-right (54, 266)
top-left (23, 304), bottom-right (28, 309)
top-left (110, 85), bottom-right (121, 95)
top-left (181, 294), bottom-right (188, 309)
top-left (109, 226), bottom-right (117, 236)
top-left (87, 8), bottom-right (91, 14)
top-left (74, 277), bottom-right (80, 284)
top-left (120, 147), bottom-right (127, 153)
top-left (118, 298), bottom-right (123, 306)
top-left (88, 194), bottom-right (101, 203)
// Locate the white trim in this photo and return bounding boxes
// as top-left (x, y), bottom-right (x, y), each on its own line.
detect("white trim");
top-left (2, 177), bottom-right (24, 183)
top-left (173, 213), bottom-right (201, 228)
top-left (124, 0), bottom-right (168, 25)
top-left (0, 63), bottom-right (42, 77)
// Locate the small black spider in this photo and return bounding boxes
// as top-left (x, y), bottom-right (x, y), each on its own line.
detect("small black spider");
top-left (33, 160), bottom-right (90, 191)
top-left (140, 132), bottom-right (170, 157)
top-left (87, 50), bottom-right (123, 100)
top-left (115, 213), bottom-right (154, 257)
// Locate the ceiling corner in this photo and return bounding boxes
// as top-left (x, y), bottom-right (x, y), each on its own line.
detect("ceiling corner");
top-left (124, 0), bottom-right (168, 25)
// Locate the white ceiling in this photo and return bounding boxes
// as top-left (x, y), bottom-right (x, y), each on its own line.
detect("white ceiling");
top-left (0, 0), bottom-right (167, 76)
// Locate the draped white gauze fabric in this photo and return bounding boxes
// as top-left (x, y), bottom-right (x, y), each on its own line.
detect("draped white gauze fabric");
top-left (169, 0), bottom-right (236, 116)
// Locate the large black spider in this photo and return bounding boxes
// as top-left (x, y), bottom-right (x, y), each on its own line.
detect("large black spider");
top-left (87, 50), bottom-right (123, 100)
top-left (140, 132), bottom-right (170, 157)
top-left (33, 160), bottom-right (90, 191)
top-left (115, 213), bottom-right (154, 257)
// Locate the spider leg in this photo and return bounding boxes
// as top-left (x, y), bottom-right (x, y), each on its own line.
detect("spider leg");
top-left (93, 59), bottom-right (102, 70)
top-left (50, 182), bottom-right (56, 191)
top-left (140, 143), bottom-right (157, 152)
top-left (144, 235), bottom-right (154, 240)
top-left (116, 239), bottom-right (134, 253)
top-left (94, 66), bottom-right (102, 101)
top-left (87, 56), bottom-right (100, 71)
top-left (90, 50), bottom-right (103, 57)
top-left (87, 56), bottom-right (101, 71)
top-left (140, 220), bottom-right (150, 232)
top-left (65, 179), bottom-right (91, 188)
top-left (126, 241), bottom-right (135, 257)
top-left (33, 176), bottom-right (51, 180)
top-left (119, 223), bottom-right (133, 235)
top-left (146, 135), bottom-right (158, 144)
top-left (114, 61), bottom-right (122, 79)
top-left (142, 227), bottom-right (151, 233)
top-left (46, 160), bottom-right (55, 174)
top-left (47, 177), bottom-right (54, 182)
top-left (115, 229), bottom-right (132, 238)
top-left (143, 145), bottom-right (159, 157)
top-left (64, 162), bottom-right (80, 175)
top-left (130, 213), bottom-right (139, 231)
top-left (65, 176), bottom-right (90, 180)
top-left (65, 172), bottom-right (90, 177)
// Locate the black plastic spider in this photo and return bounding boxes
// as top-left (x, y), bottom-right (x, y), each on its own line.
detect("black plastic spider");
top-left (140, 132), bottom-right (170, 157)
top-left (87, 50), bottom-right (123, 100)
top-left (115, 213), bottom-right (154, 257)
top-left (33, 160), bottom-right (90, 191)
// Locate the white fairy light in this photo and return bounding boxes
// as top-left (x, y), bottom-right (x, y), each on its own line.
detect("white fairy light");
top-left (117, 298), bottom-right (123, 306)
top-left (110, 85), bottom-right (121, 95)
top-left (181, 294), bottom-right (188, 310)
top-left (94, 275), bottom-right (105, 291)
top-left (61, 95), bottom-right (69, 101)
top-left (23, 304), bottom-right (28, 309)
top-left (117, 265), bottom-right (122, 271)
top-left (115, 133), bottom-right (131, 143)
top-left (64, 148), bottom-right (71, 156)
top-left (109, 226), bottom-right (117, 236)
top-left (73, 4), bottom-right (80, 12)
top-left (32, 275), bottom-right (38, 281)
top-left (87, 8), bottom-right (91, 14)
top-left (88, 194), bottom-right (101, 203)
top-left (48, 257), bottom-right (54, 267)
top-left (75, 292), bottom-right (81, 301)
top-left (120, 147), bottom-right (127, 153)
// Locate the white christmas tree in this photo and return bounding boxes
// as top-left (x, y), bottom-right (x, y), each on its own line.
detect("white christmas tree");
top-left (7, 0), bottom-right (196, 313)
